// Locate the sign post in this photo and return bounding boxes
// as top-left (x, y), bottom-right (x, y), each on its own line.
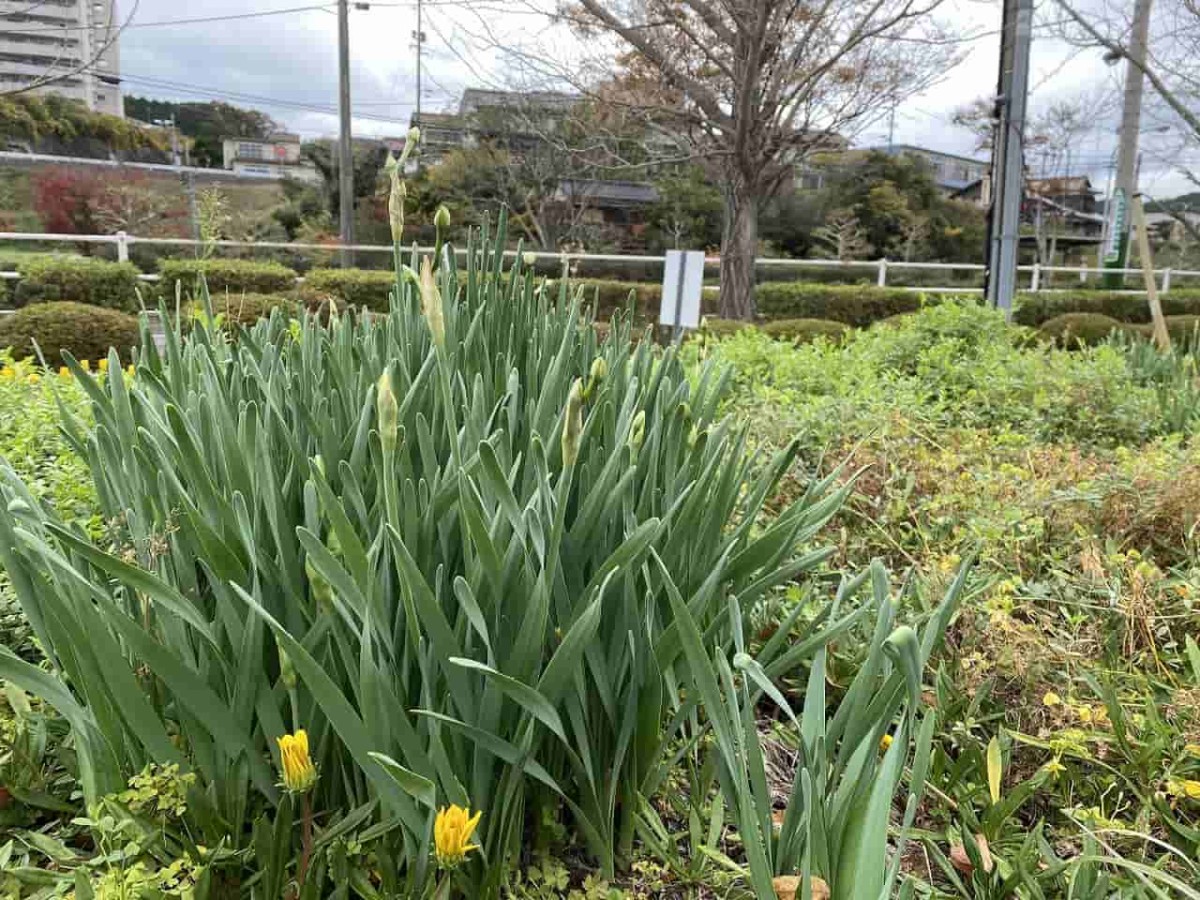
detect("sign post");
top-left (659, 250), bottom-right (704, 341)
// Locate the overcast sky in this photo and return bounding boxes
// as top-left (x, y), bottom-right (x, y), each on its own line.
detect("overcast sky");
top-left (118, 0), bottom-right (1196, 198)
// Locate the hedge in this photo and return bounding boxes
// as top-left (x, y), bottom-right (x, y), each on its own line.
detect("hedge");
top-left (1013, 290), bottom-right (1200, 326)
top-left (760, 317), bottom-right (851, 343)
top-left (158, 258), bottom-right (297, 300)
top-left (302, 268), bottom-right (395, 311)
top-left (754, 283), bottom-right (921, 326)
top-left (1037, 313), bottom-right (1132, 347)
top-left (0, 301), bottom-right (140, 363)
top-left (14, 255), bottom-right (141, 312)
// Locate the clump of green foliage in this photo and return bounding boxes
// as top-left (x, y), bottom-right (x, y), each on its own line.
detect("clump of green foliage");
top-left (0, 302), bottom-right (140, 364)
top-left (14, 255), bottom-right (141, 312)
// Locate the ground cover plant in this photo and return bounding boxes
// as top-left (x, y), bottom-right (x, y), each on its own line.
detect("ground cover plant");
top-left (692, 302), bottom-right (1200, 895)
top-left (0, 207), bottom-right (961, 899)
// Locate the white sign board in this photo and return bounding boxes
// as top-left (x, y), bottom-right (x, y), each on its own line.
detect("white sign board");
top-left (659, 250), bottom-right (705, 332)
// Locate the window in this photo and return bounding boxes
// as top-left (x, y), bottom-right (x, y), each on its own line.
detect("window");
top-left (237, 142), bottom-right (265, 160)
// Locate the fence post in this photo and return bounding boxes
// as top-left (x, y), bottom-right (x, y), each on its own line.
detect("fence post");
top-left (1162, 268), bottom-right (1172, 294)
top-left (115, 231), bottom-right (129, 263)
top-left (877, 258), bottom-right (888, 288)
top-left (1030, 262), bottom-right (1040, 292)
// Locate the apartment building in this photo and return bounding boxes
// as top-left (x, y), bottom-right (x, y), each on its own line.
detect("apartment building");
top-left (221, 133), bottom-right (322, 184)
top-left (0, 0), bottom-right (122, 117)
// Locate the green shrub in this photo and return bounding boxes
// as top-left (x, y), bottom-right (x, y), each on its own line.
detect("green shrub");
top-left (1038, 313), bottom-right (1132, 347)
top-left (158, 258), bottom-right (297, 300)
top-left (302, 267), bottom-right (395, 311)
top-left (760, 317), bottom-right (850, 343)
top-left (755, 282), bottom-right (922, 325)
top-left (14, 255), bottom-right (141, 311)
top-left (1013, 290), bottom-right (1200, 326)
top-left (0, 301), bottom-right (140, 363)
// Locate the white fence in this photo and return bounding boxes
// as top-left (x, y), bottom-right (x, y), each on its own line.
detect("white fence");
top-left (1, 230), bottom-right (1197, 294)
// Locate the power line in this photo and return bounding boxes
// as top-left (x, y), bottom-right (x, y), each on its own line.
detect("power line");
top-left (0, 4), bottom-right (337, 34)
top-left (108, 70), bottom-right (417, 126)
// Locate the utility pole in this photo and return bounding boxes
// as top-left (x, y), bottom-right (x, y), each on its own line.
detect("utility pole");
top-left (414, 0), bottom-right (425, 120)
top-left (1103, 0), bottom-right (1153, 286)
top-left (984, 0), bottom-right (1034, 315)
top-left (887, 105), bottom-right (896, 151)
top-left (337, 0), bottom-right (355, 267)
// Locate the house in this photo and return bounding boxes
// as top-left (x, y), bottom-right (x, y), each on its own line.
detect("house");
top-left (1023, 176), bottom-right (1103, 238)
top-left (221, 133), bottom-right (322, 184)
top-left (869, 145), bottom-right (990, 196)
top-left (410, 89), bottom-right (580, 167)
top-left (554, 179), bottom-right (658, 222)
top-left (1143, 211), bottom-right (1200, 243)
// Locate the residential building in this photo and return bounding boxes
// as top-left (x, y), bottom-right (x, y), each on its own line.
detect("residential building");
top-left (410, 88), bottom-right (580, 167)
top-left (0, 0), bottom-right (123, 117)
top-left (1024, 175), bottom-right (1103, 238)
top-left (869, 144), bottom-right (990, 196)
top-left (221, 133), bottom-right (322, 184)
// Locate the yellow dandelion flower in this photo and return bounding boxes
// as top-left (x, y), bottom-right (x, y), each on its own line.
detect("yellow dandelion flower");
top-left (879, 733), bottom-right (894, 752)
top-left (434, 804), bottom-right (482, 869)
top-left (1074, 705), bottom-right (1094, 724)
top-left (276, 729), bottom-right (317, 794)
top-left (98, 358), bottom-right (109, 373)
top-left (1042, 691), bottom-right (1062, 707)
top-left (0, 366), bottom-right (14, 379)
top-left (58, 366), bottom-right (70, 379)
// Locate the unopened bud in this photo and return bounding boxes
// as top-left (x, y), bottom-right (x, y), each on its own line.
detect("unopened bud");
top-left (377, 368), bottom-right (399, 453)
top-left (584, 356), bottom-right (607, 400)
top-left (305, 556), bottom-right (333, 610)
top-left (277, 638), bottom-right (297, 690)
top-left (419, 256), bottom-right (445, 350)
top-left (434, 204), bottom-right (451, 233)
top-left (628, 410), bottom-right (646, 454)
top-left (522, 251), bottom-right (538, 267)
top-left (562, 378), bottom-right (584, 469)
top-left (388, 164), bottom-right (407, 244)
top-left (312, 455), bottom-right (326, 478)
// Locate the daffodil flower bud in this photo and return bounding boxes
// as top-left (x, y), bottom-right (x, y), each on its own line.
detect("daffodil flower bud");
top-left (387, 164), bottom-right (407, 244)
top-left (277, 637), bottom-right (297, 690)
top-left (434, 204), bottom-right (451, 234)
top-left (584, 356), bottom-right (607, 400)
top-left (377, 368), bottom-right (399, 454)
top-left (628, 410), bottom-right (646, 454)
top-left (562, 378), bottom-right (584, 469)
top-left (419, 256), bottom-right (445, 350)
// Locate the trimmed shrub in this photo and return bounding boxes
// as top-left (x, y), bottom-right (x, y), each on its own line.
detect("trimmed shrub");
top-left (1013, 290), bottom-right (1200, 326)
top-left (755, 283), bottom-right (922, 325)
top-left (698, 317), bottom-right (753, 337)
top-left (761, 317), bottom-right (851, 344)
top-left (0, 301), bottom-right (140, 363)
top-left (302, 268), bottom-right (395, 311)
top-left (14, 255), bottom-right (141, 311)
top-left (1038, 313), bottom-right (1132, 347)
top-left (158, 258), bottom-right (297, 301)
top-left (1130, 314), bottom-right (1200, 346)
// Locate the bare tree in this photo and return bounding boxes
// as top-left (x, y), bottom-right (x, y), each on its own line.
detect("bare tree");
top-left (813, 208), bottom-right (869, 260)
top-left (1050, 0), bottom-right (1200, 241)
top-left (472, 1), bottom-right (959, 318)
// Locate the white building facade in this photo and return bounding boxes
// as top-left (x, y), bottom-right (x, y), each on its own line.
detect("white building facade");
top-left (0, 0), bottom-right (123, 117)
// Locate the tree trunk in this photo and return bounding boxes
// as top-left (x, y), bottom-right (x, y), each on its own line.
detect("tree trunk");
top-left (719, 174), bottom-right (759, 320)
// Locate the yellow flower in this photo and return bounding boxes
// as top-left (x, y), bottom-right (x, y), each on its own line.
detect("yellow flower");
top-left (58, 366), bottom-right (70, 379)
top-left (0, 366), bottom-right (14, 379)
top-left (26, 373), bottom-right (40, 384)
top-left (879, 733), bottom-right (894, 752)
top-left (1042, 691), bottom-right (1062, 707)
top-left (125, 364), bottom-right (135, 376)
top-left (79, 359), bottom-right (90, 371)
top-left (98, 358), bottom-right (109, 373)
top-left (1043, 757), bottom-right (1066, 778)
top-left (276, 729), bottom-right (317, 794)
top-left (1074, 705), bottom-right (1094, 724)
top-left (434, 804), bottom-right (482, 869)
